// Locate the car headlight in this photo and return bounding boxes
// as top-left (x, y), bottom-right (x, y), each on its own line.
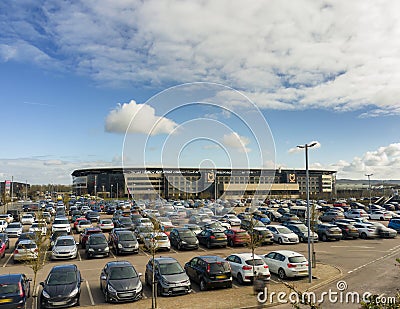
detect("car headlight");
top-left (107, 284), bottom-right (117, 293)
top-left (88, 248), bottom-right (94, 252)
top-left (69, 287), bottom-right (79, 297)
top-left (42, 290), bottom-right (51, 299)
top-left (181, 241), bottom-right (187, 244)
top-left (105, 246), bottom-right (109, 252)
top-left (195, 239), bottom-right (199, 244)
top-left (118, 243), bottom-right (123, 249)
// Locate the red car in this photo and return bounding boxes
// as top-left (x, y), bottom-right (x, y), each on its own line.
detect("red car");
top-left (0, 240), bottom-right (6, 258)
top-left (73, 217), bottom-right (88, 230)
top-left (224, 228), bottom-right (251, 247)
top-left (79, 227), bottom-right (102, 248)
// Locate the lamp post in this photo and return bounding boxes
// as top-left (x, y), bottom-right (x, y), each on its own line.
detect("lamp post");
top-left (297, 142), bottom-right (317, 283)
top-left (365, 173), bottom-right (373, 207)
top-left (110, 184), bottom-right (113, 200)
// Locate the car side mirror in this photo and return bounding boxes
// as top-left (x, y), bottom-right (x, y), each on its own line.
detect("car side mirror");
top-left (75, 242), bottom-right (79, 245)
top-left (39, 282), bottom-right (44, 286)
top-left (138, 272), bottom-right (142, 277)
top-left (100, 275), bottom-right (106, 280)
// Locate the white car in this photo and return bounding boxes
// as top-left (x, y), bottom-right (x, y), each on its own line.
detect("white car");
top-left (262, 250), bottom-right (309, 279)
top-left (226, 253), bottom-right (271, 284)
top-left (97, 219), bottom-right (114, 232)
top-left (51, 235), bottom-right (78, 260)
top-left (368, 210), bottom-right (392, 221)
top-left (0, 220), bottom-right (8, 232)
top-left (29, 222), bottom-right (47, 236)
top-left (223, 214), bottom-right (242, 226)
top-left (5, 222), bottom-right (23, 237)
top-left (353, 222), bottom-right (378, 239)
top-left (143, 232), bottom-right (171, 251)
top-left (344, 209), bottom-right (369, 219)
top-left (0, 214), bottom-right (13, 224)
top-left (13, 239), bottom-right (38, 262)
top-left (137, 218), bottom-right (153, 228)
top-left (51, 217), bottom-right (71, 234)
top-left (20, 214), bottom-right (35, 225)
top-left (266, 225), bottom-right (299, 244)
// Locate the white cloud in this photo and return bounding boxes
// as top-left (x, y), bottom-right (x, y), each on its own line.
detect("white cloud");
top-left (3, 1), bottom-right (400, 116)
top-left (105, 100), bottom-right (177, 135)
top-left (222, 132), bottom-right (251, 153)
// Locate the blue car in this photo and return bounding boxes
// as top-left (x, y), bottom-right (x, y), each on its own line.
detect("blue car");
top-left (252, 213), bottom-right (271, 225)
top-left (388, 218), bottom-right (400, 232)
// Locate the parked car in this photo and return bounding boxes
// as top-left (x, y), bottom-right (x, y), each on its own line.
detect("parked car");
top-left (240, 219), bottom-right (274, 245)
top-left (15, 232), bottom-right (37, 248)
top-left (100, 260), bottom-right (143, 303)
top-left (85, 233), bottom-right (110, 258)
top-left (13, 240), bottom-right (38, 263)
top-left (20, 214), bottom-right (35, 225)
top-left (262, 250), bottom-right (309, 279)
top-left (39, 264), bottom-right (82, 308)
top-left (185, 255), bottom-right (232, 290)
top-left (369, 222), bottom-right (397, 238)
top-left (29, 222), bottom-right (47, 236)
top-left (0, 233), bottom-right (10, 249)
top-left (79, 227), bottom-right (102, 248)
top-left (98, 219), bottom-right (114, 232)
top-left (344, 209), bottom-right (369, 219)
top-left (5, 222), bottom-right (23, 238)
top-left (284, 222), bottom-right (318, 243)
top-left (75, 219), bottom-right (93, 233)
top-left (224, 228), bottom-right (250, 247)
top-left (6, 209), bottom-right (20, 222)
top-left (225, 253), bottom-right (270, 284)
top-left (264, 210), bottom-right (282, 222)
top-left (145, 257), bottom-right (191, 296)
top-left (320, 211), bottom-right (345, 222)
top-left (42, 212), bottom-right (52, 224)
top-left (183, 224), bottom-right (202, 235)
top-left (222, 214), bottom-right (242, 226)
top-left (143, 232), bottom-right (171, 251)
top-left (0, 220), bottom-right (7, 233)
top-left (279, 213), bottom-right (299, 223)
top-left (169, 228), bottom-right (199, 250)
top-left (49, 230), bottom-right (68, 249)
top-left (51, 217), bottom-right (71, 234)
top-left (0, 273), bottom-right (31, 308)
top-left (314, 223), bottom-right (342, 241)
top-left (368, 210), bottom-right (392, 221)
top-left (0, 239), bottom-right (6, 258)
top-left (334, 222), bottom-right (359, 239)
top-left (0, 214), bottom-right (13, 224)
top-left (108, 228), bottom-right (139, 255)
top-left (266, 225), bottom-right (299, 244)
top-left (252, 213), bottom-right (271, 225)
top-left (115, 217), bottom-right (135, 230)
top-left (51, 235), bottom-right (78, 260)
top-left (353, 222), bottom-right (378, 239)
top-left (85, 211), bottom-right (100, 222)
top-left (388, 218), bottom-right (400, 232)
top-left (134, 226), bottom-right (153, 243)
top-left (197, 229), bottom-right (227, 248)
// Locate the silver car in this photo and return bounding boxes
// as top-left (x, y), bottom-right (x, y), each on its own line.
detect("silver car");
top-left (51, 235), bottom-right (78, 260)
top-left (5, 222), bottom-right (23, 238)
top-left (13, 239), bottom-right (38, 262)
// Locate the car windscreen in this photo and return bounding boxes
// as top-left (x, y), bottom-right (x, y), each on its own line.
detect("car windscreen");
top-left (159, 262), bottom-right (184, 275)
top-left (235, 231), bottom-right (248, 236)
top-left (0, 283), bottom-right (19, 294)
top-left (56, 239), bottom-right (75, 246)
top-left (78, 220), bottom-right (90, 225)
top-left (119, 217), bottom-right (133, 223)
top-left (288, 256), bottom-right (307, 263)
top-left (54, 219), bottom-right (69, 224)
top-left (7, 223), bottom-right (21, 228)
top-left (119, 233), bottom-right (136, 241)
top-left (47, 271), bottom-right (77, 285)
top-left (245, 258), bottom-right (265, 266)
top-left (276, 227), bottom-right (292, 234)
top-left (155, 235), bottom-right (168, 241)
top-left (90, 236), bottom-right (107, 245)
top-left (109, 266), bottom-right (137, 280)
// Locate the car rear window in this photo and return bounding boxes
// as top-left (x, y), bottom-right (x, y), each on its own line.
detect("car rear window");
top-left (245, 259), bottom-right (264, 266)
top-left (213, 232), bottom-right (225, 238)
top-left (17, 243), bottom-right (37, 249)
top-left (236, 231), bottom-right (248, 236)
top-left (0, 283), bottom-right (19, 294)
top-left (209, 262), bottom-right (230, 273)
top-left (288, 256), bottom-right (307, 263)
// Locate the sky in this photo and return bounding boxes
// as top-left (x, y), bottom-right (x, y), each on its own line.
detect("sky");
top-left (1, 0), bottom-right (400, 185)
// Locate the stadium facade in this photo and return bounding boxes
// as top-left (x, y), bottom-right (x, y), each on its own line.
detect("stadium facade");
top-left (71, 167), bottom-right (336, 200)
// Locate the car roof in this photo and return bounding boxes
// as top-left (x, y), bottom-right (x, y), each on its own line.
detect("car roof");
top-left (268, 250), bottom-right (304, 257)
top-left (50, 264), bottom-right (77, 272)
top-left (233, 253), bottom-right (262, 259)
top-left (0, 274), bottom-right (24, 284)
top-left (18, 239), bottom-right (36, 245)
top-left (197, 255), bottom-right (227, 263)
top-left (154, 256), bottom-right (178, 264)
top-left (56, 235), bottom-right (75, 241)
top-left (106, 260), bottom-right (133, 268)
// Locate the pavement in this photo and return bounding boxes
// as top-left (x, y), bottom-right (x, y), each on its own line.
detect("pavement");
top-left (84, 263), bottom-right (342, 309)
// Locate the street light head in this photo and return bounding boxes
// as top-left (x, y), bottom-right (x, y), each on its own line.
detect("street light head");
top-left (297, 145), bottom-right (305, 149)
top-left (308, 142), bottom-right (318, 148)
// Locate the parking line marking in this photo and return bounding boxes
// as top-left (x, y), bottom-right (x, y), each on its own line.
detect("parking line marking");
top-left (78, 250), bottom-right (82, 261)
top-left (110, 251), bottom-right (116, 259)
top-left (232, 283), bottom-right (240, 289)
top-left (3, 253), bottom-right (13, 267)
top-left (35, 285), bottom-right (40, 309)
top-left (85, 280), bottom-right (95, 306)
top-left (140, 249), bottom-right (149, 257)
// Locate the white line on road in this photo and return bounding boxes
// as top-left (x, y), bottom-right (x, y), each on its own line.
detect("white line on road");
top-left (78, 250), bottom-right (82, 261)
top-left (3, 253), bottom-right (13, 267)
top-left (85, 280), bottom-right (95, 306)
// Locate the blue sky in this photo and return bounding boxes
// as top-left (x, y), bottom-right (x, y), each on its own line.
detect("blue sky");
top-left (1, 0), bottom-right (400, 184)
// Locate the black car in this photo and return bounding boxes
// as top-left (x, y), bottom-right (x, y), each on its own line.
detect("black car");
top-left (86, 211), bottom-right (100, 222)
top-left (0, 233), bottom-right (9, 249)
top-left (169, 228), bottom-right (199, 250)
top-left (40, 264), bottom-right (82, 308)
top-left (115, 217), bottom-right (135, 230)
top-left (184, 255), bottom-right (232, 290)
top-left (0, 273), bottom-right (31, 308)
top-left (108, 229), bottom-right (139, 255)
top-left (334, 222), bottom-right (359, 239)
top-left (144, 257), bottom-right (191, 296)
top-left (85, 233), bottom-right (110, 258)
top-left (100, 260), bottom-right (143, 303)
top-left (196, 229), bottom-right (227, 249)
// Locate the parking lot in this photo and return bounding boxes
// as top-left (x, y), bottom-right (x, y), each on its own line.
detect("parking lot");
top-left (1, 210), bottom-right (399, 309)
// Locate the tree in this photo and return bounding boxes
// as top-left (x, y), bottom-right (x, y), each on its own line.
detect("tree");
top-left (147, 217), bottom-right (162, 309)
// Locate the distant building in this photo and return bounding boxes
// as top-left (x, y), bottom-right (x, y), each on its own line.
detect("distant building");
top-left (0, 180), bottom-right (30, 202)
top-left (71, 167), bottom-right (336, 200)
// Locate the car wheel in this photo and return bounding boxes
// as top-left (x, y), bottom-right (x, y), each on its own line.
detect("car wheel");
top-left (157, 283), bottom-right (162, 296)
top-left (227, 282), bottom-right (233, 288)
top-left (228, 239), bottom-right (234, 247)
top-left (360, 232), bottom-right (367, 239)
top-left (299, 236), bottom-right (304, 242)
top-left (177, 242), bottom-right (182, 250)
top-left (380, 217), bottom-right (384, 221)
top-left (322, 234), bottom-right (327, 241)
top-left (200, 279), bottom-right (207, 291)
top-left (115, 247), bottom-right (120, 255)
top-left (237, 273), bottom-right (244, 285)
top-left (86, 253), bottom-right (91, 259)
top-left (278, 268), bottom-right (286, 279)
top-left (278, 238), bottom-right (283, 244)
top-left (76, 296), bottom-right (80, 306)
top-left (145, 273), bottom-right (150, 286)
top-left (104, 291), bottom-right (110, 303)
top-left (207, 240), bottom-right (211, 249)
